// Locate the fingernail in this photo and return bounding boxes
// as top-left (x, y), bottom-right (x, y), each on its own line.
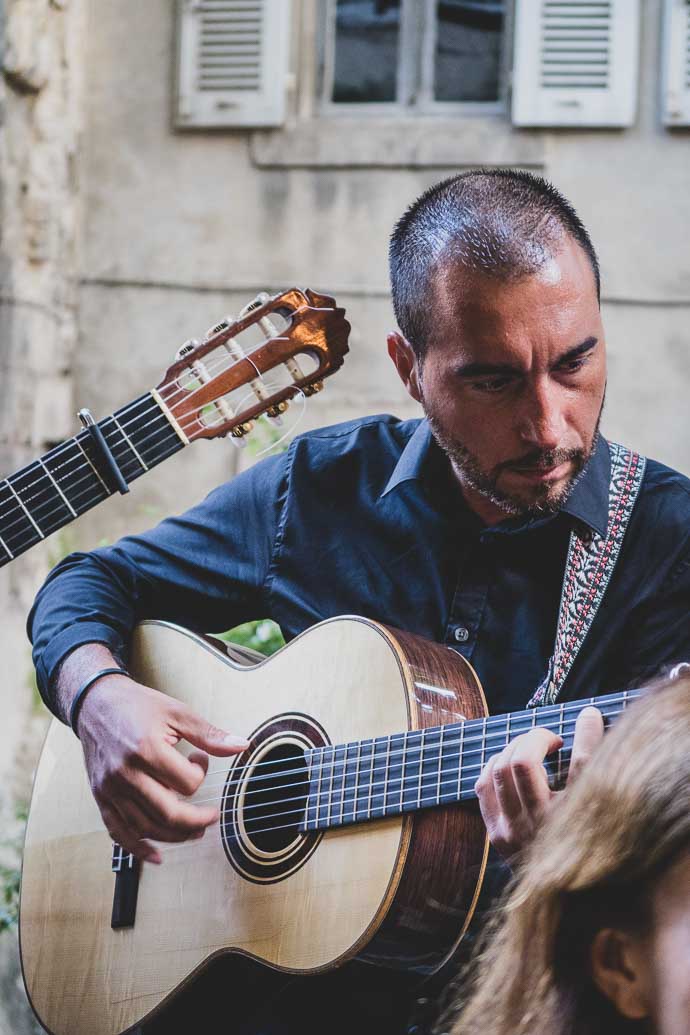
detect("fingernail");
top-left (223, 734), bottom-right (250, 748)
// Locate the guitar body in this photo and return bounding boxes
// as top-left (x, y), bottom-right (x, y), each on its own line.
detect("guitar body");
top-left (20, 617), bottom-right (488, 1035)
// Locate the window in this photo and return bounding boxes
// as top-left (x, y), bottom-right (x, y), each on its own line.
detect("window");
top-left (319, 0), bottom-right (510, 114)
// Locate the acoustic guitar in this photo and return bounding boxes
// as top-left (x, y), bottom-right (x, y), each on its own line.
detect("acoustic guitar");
top-left (19, 616), bottom-right (640, 1035)
top-left (0, 288), bottom-right (349, 567)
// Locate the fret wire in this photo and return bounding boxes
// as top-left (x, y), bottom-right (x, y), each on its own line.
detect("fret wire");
top-left (102, 415), bottom-right (148, 475)
top-left (382, 736), bottom-right (391, 817)
top-left (256, 715), bottom-right (632, 836)
top-left (287, 702), bottom-right (642, 833)
top-left (190, 695), bottom-right (646, 831)
top-left (0, 397), bottom-right (185, 563)
top-left (6, 479), bottom-right (44, 539)
top-left (367, 737), bottom-right (375, 819)
top-left (0, 401), bottom-right (162, 530)
top-left (353, 739), bottom-right (362, 823)
top-left (38, 458), bottom-right (77, 517)
top-left (1, 439), bottom-right (184, 560)
top-left (416, 728), bottom-right (425, 809)
top-left (314, 750), bottom-right (322, 830)
top-left (75, 437), bottom-right (111, 493)
top-left (436, 725), bottom-right (444, 805)
top-left (303, 696), bottom-right (640, 826)
top-left (399, 731), bottom-right (407, 813)
top-left (306, 712), bottom-right (624, 832)
top-left (339, 743), bottom-right (348, 826)
top-left (327, 744), bottom-right (336, 827)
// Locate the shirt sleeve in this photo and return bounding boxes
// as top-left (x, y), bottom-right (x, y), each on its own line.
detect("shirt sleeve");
top-left (27, 450), bottom-right (289, 716)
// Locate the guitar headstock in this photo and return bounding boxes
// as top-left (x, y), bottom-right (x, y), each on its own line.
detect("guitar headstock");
top-left (155, 289), bottom-right (350, 444)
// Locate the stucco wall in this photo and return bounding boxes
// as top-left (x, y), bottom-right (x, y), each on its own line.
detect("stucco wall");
top-left (72, 0), bottom-right (690, 557)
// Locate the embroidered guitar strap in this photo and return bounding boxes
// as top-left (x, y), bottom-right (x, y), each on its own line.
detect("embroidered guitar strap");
top-left (528, 443), bottom-right (646, 708)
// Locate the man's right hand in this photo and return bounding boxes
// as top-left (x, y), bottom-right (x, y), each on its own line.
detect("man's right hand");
top-left (56, 646), bottom-right (249, 864)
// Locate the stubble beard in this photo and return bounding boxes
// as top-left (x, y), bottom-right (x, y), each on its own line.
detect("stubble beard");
top-left (425, 407), bottom-right (603, 520)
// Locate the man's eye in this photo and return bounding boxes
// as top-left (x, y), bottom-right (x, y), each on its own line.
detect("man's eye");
top-left (559, 357), bottom-right (587, 374)
top-left (471, 378), bottom-right (512, 393)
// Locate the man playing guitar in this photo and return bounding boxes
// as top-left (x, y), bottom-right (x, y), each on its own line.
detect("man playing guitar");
top-left (28, 170), bottom-right (690, 1034)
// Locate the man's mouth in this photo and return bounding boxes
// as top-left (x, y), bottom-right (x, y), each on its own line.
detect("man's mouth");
top-left (509, 461), bottom-right (572, 483)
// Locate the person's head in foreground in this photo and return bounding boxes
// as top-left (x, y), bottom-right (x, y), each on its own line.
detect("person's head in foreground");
top-left (445, 676), bottom-right (690, 1035)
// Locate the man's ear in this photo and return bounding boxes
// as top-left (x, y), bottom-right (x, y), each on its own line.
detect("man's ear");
top-left (387, 332), bottom-right (423, 404)
top-left (590, 928), bottom-right (651, 1021)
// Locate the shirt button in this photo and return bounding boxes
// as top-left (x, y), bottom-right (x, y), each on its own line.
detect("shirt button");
top-left (453, 625), bottom-right (470, 643)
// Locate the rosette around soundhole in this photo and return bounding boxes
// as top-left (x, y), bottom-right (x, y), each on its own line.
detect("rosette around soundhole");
top-left (221, 714), bottom-right (327, 884)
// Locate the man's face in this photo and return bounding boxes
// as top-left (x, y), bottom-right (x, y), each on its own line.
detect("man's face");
top-left (391, 236), bottom-right (607, 524)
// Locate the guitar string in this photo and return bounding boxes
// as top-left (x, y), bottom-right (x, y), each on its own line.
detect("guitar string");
top-left (191, 690), bottom-right (639, 796)
top-left (181, 703), bottom-right (630, 813)
top-left (0, 373), bottom-right (305, 554)
top-left (0, 375), bottom-right (306, 547)
top-left (0, 325), bottom-right (311, 530)
top-left (148, 707), bottom-right (629, 856)
top-left (0, 341), bottom-right (266, 526)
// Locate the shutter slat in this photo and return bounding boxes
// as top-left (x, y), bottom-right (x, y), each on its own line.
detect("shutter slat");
top-left (176, 0), bottom-right (291, 128)
top-left (512, 0), bottom-right (640, 127)
top-left (662, 0), bottom-right (690, 126)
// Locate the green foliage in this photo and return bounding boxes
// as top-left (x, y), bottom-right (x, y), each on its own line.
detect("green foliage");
top-left (0, 806), bottom-right (27, 933)
top-left (217, 619), bottom-right (285, 657)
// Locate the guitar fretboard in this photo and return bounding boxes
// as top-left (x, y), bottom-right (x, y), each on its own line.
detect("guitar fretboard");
top-left (0, 393), bottom-right (184, 567)
top-left (302, 689), bottom-right (639, 832)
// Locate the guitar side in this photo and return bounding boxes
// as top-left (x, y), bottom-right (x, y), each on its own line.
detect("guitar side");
top-left (19, 617), bottom-right (487, 1035)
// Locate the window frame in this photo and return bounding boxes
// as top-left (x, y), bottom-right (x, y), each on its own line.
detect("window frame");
top-left (317, 0), bottom-right (513, 118)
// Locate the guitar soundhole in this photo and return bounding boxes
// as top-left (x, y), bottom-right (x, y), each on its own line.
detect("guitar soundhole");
top-left (242, 744), bottom-right (309, 852)
top-left (220, 714), bottom-right (326, 884)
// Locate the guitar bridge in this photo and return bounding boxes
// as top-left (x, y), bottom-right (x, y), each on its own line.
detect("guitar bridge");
top-left (111, 843), bottom-right (141, 929)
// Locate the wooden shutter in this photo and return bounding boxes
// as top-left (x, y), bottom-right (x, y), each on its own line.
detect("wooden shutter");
top-left (662, 0), bottom-right (690, 126)
top-left (175, 0), bottom-right (291, 128)
top-left (512, 1), bottom-right (641, 127)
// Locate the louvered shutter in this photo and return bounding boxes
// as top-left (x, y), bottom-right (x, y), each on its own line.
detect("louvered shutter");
top-left (175, 0), bottom-right (291, 128)
top-left (662, 0), bottom-right (690, 126)
top-left (512, 1), bottom-right (641, 127)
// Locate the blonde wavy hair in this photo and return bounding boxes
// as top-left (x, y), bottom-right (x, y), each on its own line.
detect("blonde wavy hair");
top-left (444, 676), bottom-right (690, 1035)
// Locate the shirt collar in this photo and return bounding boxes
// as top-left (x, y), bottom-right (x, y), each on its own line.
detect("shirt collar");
top-left (380, 419), bottom-right (610, 538)
top-left (559, 433), bottom-right (610, 538)
top-left (380, 419), bottom-right (433, 498)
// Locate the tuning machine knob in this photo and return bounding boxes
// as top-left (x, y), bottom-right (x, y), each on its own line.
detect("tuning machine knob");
top-left (230, 421), bottom-right (255, 440)
top-left (265, 400), bottom-right (289, 420)
top-left (176, 338), bottom-right (200, 360)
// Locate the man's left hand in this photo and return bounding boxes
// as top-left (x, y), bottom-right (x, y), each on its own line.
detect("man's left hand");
top-left (474, 705), bottom-right (605, 862)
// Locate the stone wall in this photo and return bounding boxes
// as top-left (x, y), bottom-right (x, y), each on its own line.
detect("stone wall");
top-left (0, 1), bottom-right (86, 1030)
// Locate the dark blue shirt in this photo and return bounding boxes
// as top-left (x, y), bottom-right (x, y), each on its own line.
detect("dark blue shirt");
top-left (30, 414), bottom-right (690, 717)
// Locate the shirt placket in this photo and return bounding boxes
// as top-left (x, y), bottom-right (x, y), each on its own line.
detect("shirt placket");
top-left (444, 534), bottom-right (492, 659)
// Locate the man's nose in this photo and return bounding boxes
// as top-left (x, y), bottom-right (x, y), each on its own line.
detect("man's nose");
top-left (518, 379), bottom-right (566, 450)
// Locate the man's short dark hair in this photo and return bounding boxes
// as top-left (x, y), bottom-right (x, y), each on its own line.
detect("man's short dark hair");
top-left (389, 169), bottom-right (601, 360)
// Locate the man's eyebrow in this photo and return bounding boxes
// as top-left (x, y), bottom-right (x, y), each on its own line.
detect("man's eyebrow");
top-left (455, 337), bottom-right (599, 380)
top-left (555, 336), bottom-right (598, 365)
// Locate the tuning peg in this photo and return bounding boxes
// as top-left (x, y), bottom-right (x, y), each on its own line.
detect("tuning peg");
top-left (230, 421), bottom-right (254, 440)
top-left (205, 318), bottom-right (232, 339)
top-left (302, 381), bottom-right (324, 397)
top-left (265, 400), bottom-right (289, 420)
top-left (176, 338), bottom-right (200, 360)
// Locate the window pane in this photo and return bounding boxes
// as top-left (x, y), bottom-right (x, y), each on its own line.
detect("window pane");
top-left (332, 0), bottom-right (401, 103)
top-left (434, 0), bottom-right (505, 102)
